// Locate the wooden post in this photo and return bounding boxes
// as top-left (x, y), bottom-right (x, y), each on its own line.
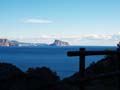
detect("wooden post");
top-left (79, 48), bottom-right (85, 90)
top-left (67, 48), bottom-right (120, 90)
top-left (79, 48), bottom-right (85, 78)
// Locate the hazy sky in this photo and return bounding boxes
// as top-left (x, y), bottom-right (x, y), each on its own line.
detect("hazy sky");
top-left (0, 0), bottom-right (120, 45)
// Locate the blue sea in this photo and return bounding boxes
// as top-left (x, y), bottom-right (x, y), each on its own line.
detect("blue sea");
top-left (0, 46), bottom-right (117, 78)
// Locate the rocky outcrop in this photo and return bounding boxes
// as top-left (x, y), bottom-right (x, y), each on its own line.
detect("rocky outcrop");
top-left (0, 39), bottom-right (11, 46)
top-left (0, 63), bottom-right (25, 90)
top-left (0, 63), bottom-right (63, 90)
top-left (0, 39), bottom-right (48, 47)
top-left (0, 63), bottom-right (23, 78)
top-left (0, 39), bottom-right (70, 47)
top-left (50, 40), bottom-right (69, 46)
top-left (0, 39), bottom-right (19, 46)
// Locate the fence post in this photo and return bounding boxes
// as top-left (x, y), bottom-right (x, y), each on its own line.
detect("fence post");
top-left (79, 48), bottom-right (85, 77)
top-left (79, 48), bottom-right (85, 90)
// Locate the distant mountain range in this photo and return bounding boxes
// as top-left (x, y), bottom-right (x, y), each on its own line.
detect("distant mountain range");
top-left (0, 39), bottom-right (69, 47)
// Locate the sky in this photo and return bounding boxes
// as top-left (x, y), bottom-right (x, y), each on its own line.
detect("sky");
top-left (0, 0), bottom-right (120, 46)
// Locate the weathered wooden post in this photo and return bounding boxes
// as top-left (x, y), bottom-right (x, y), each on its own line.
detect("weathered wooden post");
top-left (67, 48), bottom-right (120, 75)
top-left (67, 47), bottom-right (120, 90)
top-left (67, 48), bottom-right (86, 77)
top-left (68, 48), bottom-right (86, 90)
top-left (79, 48), bottom-right (85, 90)
top-left (79, 48), bottom-right (85, 77)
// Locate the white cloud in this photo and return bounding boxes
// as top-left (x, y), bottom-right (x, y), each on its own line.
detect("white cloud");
top-left (23, 19), bottom-right (52, 23)
top-left (40, 35), bottom-right (61, 39)
top-left (9, 33), bottom-right (120, 46)
top-left (118, 32), bottom-right (120, 35)
top-left (82, 34), bottom-right (112, 40)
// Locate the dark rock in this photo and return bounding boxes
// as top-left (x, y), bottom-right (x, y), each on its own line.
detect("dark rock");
top-left (0, 39), bottom-right (11, 46)
top-left (26, 67), bottom-right (60, 90)
top-left (0, 63), bottom-right (25, 90)
top-left (50, 40), bottom-right (69, 46)
top-left (0, 39), bottom-right (19, 46)
top-left (0, 63), bottom-right (62, 90)
top-left (0, 63), bottom-right (23, 79)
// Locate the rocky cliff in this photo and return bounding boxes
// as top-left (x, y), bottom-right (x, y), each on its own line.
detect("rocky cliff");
top-left (50, 40), bottom-right (69, 46)
top-left (0, 39), bottom-right (70, 47)
top-left (0, 39), bottom-right (18, 46)
top-left (0, 39), bottom-right (11, 46)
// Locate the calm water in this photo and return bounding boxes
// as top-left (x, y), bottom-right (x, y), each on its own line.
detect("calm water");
top-left (0, 46), bottom-right (117, 78)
